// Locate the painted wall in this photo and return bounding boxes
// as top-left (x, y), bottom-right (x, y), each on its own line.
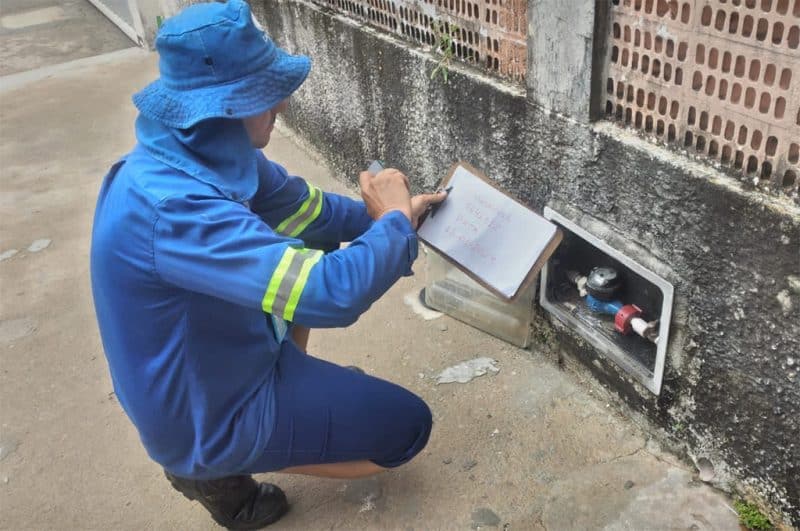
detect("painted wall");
top-left (253, 0), bottom-right (800, 526)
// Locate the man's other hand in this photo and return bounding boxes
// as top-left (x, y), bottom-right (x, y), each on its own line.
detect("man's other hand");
top-left (410, 191), bottom-right (447, 229)
top-left (359, 168), bottom-right (412, 224)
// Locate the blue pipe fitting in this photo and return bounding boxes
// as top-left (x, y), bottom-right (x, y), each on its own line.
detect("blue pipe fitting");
top-left (585, 295), bottom-right (623, 316)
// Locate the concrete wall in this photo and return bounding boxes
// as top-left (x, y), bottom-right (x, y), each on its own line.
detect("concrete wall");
top-left (253, 0), bottom-right (800, 525)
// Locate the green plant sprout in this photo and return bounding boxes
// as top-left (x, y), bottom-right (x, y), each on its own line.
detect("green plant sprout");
top-left (734, 500), bottom-right (772, 530)
top-left (430, 21), bottom-right (459, 83)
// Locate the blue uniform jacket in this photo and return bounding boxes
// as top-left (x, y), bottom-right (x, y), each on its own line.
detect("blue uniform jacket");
top-left (90, 116), bottom-right (418, 478)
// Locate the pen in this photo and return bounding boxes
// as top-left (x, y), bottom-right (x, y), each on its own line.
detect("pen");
top-left (429, 186), bottom-right (453, 219)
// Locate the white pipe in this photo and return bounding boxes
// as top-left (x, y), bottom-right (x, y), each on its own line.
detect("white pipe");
top-left (631, 317), bottom-right (659, 344)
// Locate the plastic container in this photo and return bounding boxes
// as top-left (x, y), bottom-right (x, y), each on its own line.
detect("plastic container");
top-left (423, 249), bottom-right (534, 347)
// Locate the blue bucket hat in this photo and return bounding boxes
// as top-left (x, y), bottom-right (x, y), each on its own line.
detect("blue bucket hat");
top-left (133, 0), bottom-right (311, 129)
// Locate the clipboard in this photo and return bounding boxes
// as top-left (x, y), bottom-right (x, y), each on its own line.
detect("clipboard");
top-left (417, 161), bottom-right (563, 301)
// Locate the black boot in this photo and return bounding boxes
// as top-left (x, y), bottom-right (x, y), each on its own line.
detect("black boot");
top-left (165, 471), bottom-right (288, 530)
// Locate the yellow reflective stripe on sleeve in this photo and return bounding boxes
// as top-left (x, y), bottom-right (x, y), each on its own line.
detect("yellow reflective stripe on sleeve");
top-left (275, 182), bottom-right (323, 238)
top-left (261, 247), bottom-right (298, 314)
top-left (288, 191), bottom-right (324, 238)
top-left (261, 247), bottom-right (323, 321)
top-left (283, 250), bottom-right (324, 322)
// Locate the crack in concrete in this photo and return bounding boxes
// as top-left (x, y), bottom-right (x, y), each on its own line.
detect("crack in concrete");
top-left (639, 446), bottom-right (694, 474)
top-left (597, 446), bottom-right (645, 466)
top-left (598, 440), bottom-right (695, 475)
top-left (536, 510), bottom-right (548, 531)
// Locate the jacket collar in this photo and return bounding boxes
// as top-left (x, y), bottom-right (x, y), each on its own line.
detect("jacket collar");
top-left (135, 114), bottom-right (258, 202)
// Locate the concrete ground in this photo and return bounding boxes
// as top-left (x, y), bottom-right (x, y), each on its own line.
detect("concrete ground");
top-left (0, 0), bottom-right (132, 76)
top-left (0, 48), bottom-right (743, 530)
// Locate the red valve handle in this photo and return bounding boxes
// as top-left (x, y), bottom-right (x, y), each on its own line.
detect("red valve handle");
top-left (615, 304), bottom-right (642, 334)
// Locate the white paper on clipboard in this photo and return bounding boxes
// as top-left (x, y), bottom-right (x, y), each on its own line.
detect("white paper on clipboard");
top-left (418, 163), bottom-right (560, 299)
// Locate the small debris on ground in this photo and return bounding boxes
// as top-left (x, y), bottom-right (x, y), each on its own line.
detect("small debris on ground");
top-left (696, 457), bottom-right (716, 482)
top-left (0, 249), bottom-right (19, 262)
top-left (436, 357), bottom-right (499, 384)
top-left (403, 290), bottom-right (443, 320)
top-left (0, 318), bottom-right (37, 343)
top-left (471, 507), bottom-right (501, 528)
top-left (27, 239), bottom-right (51, 253)
top-left (624, 480), bottom-right (635, 490)
top-left (343, 477), bottom-right (383, 513)
top-left (438, 323), bottom-right (448, 332)
top-left (442, 457), bottom-right (453, 465)
top-left (462, 459), bottom-right (478, 471)
top-left (0, 435), bottom-right (19, 462)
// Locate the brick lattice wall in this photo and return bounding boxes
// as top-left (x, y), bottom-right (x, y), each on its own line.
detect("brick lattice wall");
top-left (309, 0), bottom-right (527, 82)
top-left (603, 0), bottom-right (800, 199)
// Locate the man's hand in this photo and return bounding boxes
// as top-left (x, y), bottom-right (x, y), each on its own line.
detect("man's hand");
top-left (359, 168), bottom-right (412, 224)
top-left (410, 191), bottom-right (448, 229)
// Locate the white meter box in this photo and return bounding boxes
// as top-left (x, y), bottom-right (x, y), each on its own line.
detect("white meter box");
top-left (539, 207), bottom-right (674, 395)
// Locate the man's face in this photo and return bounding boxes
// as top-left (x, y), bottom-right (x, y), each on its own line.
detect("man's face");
top-left (243, 99), bottom-right (289, 148)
